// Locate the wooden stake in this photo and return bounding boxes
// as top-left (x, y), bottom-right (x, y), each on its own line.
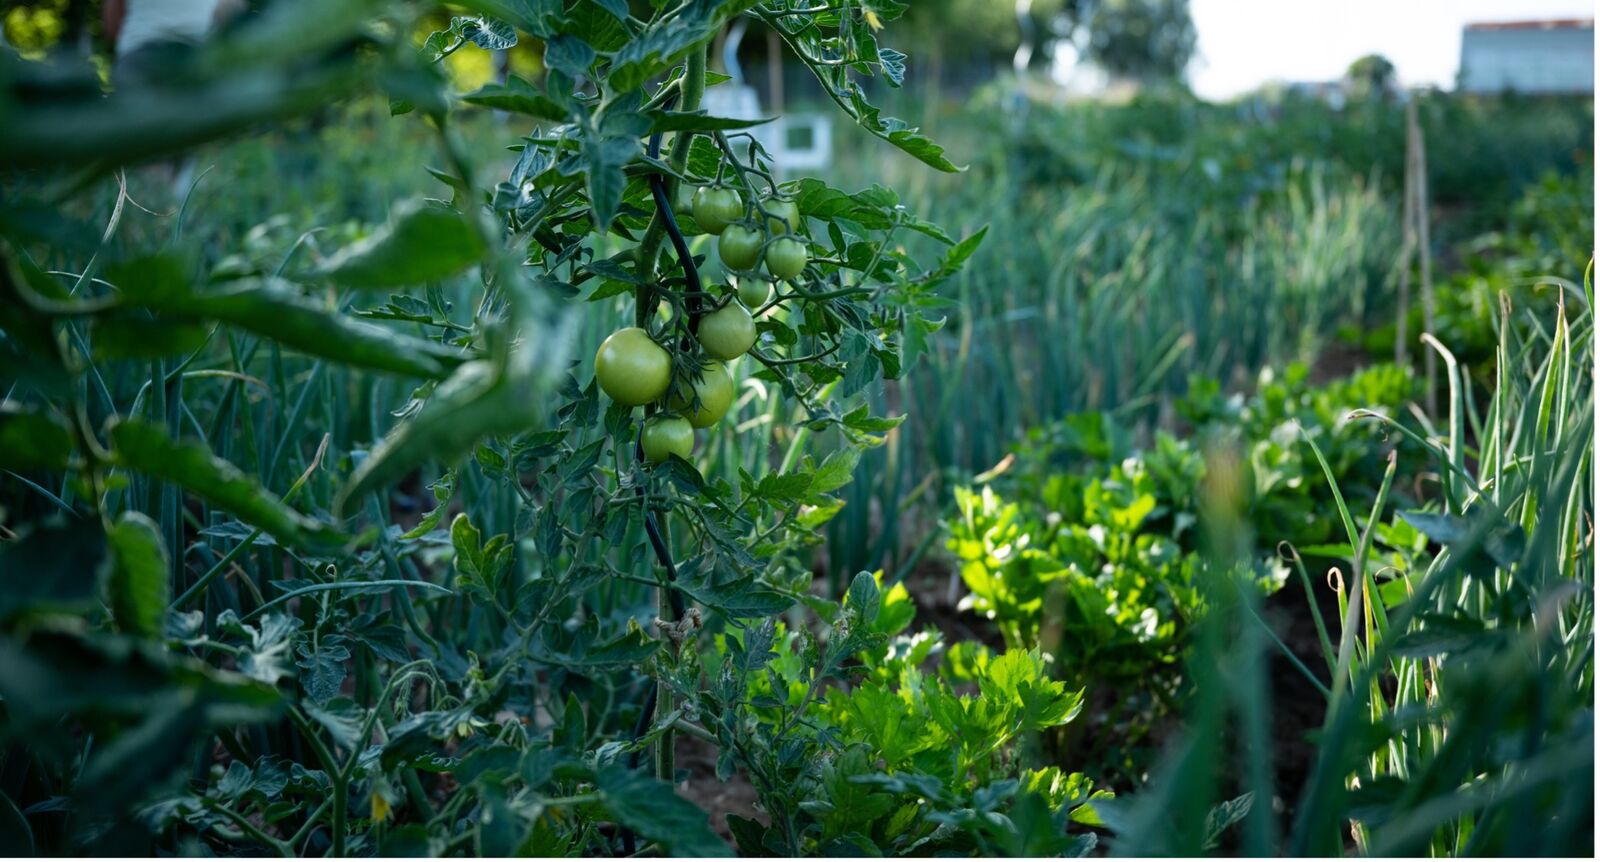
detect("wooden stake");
top-left (1410, 99), bottom-right (1437, 416)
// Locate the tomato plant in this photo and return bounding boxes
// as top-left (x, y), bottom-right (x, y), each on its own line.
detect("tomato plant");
top-left (0, 0), bottom-right (987, 855)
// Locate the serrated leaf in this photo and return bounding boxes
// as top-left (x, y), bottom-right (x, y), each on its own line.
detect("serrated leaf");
top-left (879, 48), bottom-right (906, 86)
top-left (304, 700), bottom-right (366, 751)
top-left (1202, 792), bottom-right (1253, 850)
top-left (460, 15), bottom-right (517, 50)
top-left (754, 470), bottom-right (816, 503)
top-left (809, 447), bottom-right (861, 496)
top-left (463, 76), bottom-right (569, 120)
top-left (295, 638), bottom-right (351, 705)
top-left (544, 34), bottom-right (596, 78)
top-left (605, 0), bottom-right (757, 92)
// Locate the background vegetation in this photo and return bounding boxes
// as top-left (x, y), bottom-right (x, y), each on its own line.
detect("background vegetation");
top-left (0, 0), bottom-right (1592, 857)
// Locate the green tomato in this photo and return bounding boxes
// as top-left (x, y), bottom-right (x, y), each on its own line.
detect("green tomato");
top-left (668, 361), bottom-right (734, 428)
top-left (738, 278), bottom-right (773, 309)
top-left (718, 224), bottom-right (763, 271)
top-left (765, 237), bottom-right (807, 281)
top-left (641, 416), bottom-right (694, 462)
top-left (762, 197), bottom-right (802, 234)
top-left (594, 327), bottom-right (671, 406)
top-left (697, 302), bottom-right (757, 360)
top-left (692, 187), bottom-right (742, 235)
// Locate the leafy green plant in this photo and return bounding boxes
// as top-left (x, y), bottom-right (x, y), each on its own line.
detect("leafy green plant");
top-left (697, 572), bottom-right (1109, 856)
top-left (942, 362), bottom-right (1421, 782)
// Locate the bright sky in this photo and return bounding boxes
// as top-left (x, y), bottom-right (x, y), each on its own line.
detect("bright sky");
top-left (1189, 0), bottom-right (1595, 99)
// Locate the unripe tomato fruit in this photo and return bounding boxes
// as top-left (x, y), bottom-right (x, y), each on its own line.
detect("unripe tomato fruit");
top-left (594, 327), bottom-right (671, 406)
top-left (641, 416), bottom-right (694, 462)
top-left (718, 224), bottom-right (763, 271)
top-left (697, 302), bottom-right (757, 360)
top-left (692, 187), bottom-right (742, 235)
top-left (763, 197), bottom-right (802, 234)
top-left (738, 279), bottom-right (773, 309)
top-left (669, 362), bottom-right (734, 428)
top-left (765, 237), bottom-right (807, 281)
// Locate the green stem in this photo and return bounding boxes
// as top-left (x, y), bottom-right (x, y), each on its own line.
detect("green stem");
top-left (634, 45), bottom-right (707, 326)
top-left (330, 775), bottom-right (348, 858)
top-left (287, 708), bottom-right (347, 857)
top-left (403, 768), bottom-right (435, 821)
top-left (205, 801), bottom-right (292, 857)
top-left (287, 798), bottom-right (331, 854)
top-left (543, 792), bottom-right (601, 806)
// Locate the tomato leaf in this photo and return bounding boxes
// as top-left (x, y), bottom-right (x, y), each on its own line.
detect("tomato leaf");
top-left (596, 767), bottom-right (732, 856)
top-left (107, 512), bottom-right (171, 638)
top-left (0, 402), bottom-right (74, 470)
top-left (109, 419), bottom-right (346, 551)
top-left (0, 519), bottom-right (106, 621)
top-left (308, 198), bottom-right (486, 289)
top-left (462, 76), bottom-right (570, 120)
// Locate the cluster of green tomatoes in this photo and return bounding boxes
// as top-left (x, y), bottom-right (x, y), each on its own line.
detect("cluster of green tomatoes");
top-left (593, 188), bottom-right (807, 463)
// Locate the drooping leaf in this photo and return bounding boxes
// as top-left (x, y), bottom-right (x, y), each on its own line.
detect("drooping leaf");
top-left (109, 419), bottom-right (346, 551)
top-left (543, 34), bottom-right (596, 78)
top-left (0, 402), bottom-right (74, 470)
top-left (462, 76), bottom-right (569, 120)
top-left (596, 767), bottom-right (732, 856)
top-left (645, 109), bottom-right (772, 133)
top-left (0, 623), bottom-right (280, 727)
top-left (307, 198), bottom-right (486, 289)
top-left (336, 360), bottom-right (544, 517)
top-left (459, 15), bottom-right (518, 50)
top-left (0, 518), bottom-right (106, 621)
top-left (106, 512), bottom-right (171, 638)
top-left (141, 277), bottom-right (467, 379)
top-left (304, 699), bottom-right (366, 752)
top-left (845, 570), bottom-right (881, 627)
top-left (810, 447), bottom-right (861, 495)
